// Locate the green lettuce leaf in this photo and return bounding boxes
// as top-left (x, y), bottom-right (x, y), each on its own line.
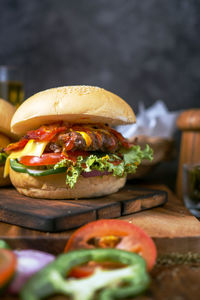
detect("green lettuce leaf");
top-left (66, 165), bottom-right (82, 188)
top-left (54, 159), bottom-right (69, 169)
top-left (120, 144), bottom-right (153, 166)
top-left (53, 145), bottom-right (153, 188)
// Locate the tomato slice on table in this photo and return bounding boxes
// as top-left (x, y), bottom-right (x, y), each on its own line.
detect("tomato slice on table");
top-left (0, 249), bottom-right (17, 290)
top-left (64, 219), bottom-right (157, 277)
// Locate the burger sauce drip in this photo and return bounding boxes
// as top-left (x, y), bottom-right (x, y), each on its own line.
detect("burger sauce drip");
top-left (5, 139), bottom-right (29, 152)
top-left (62, 150), bottom-right (89, 163)
top-left (4, 124), bottom-right (131, 154)
top-left (95, 131), bottom-right (102, 148)
top-left (64, 131), bottom-right (77, 151)
top-left (26, 126), bottom-right (66, 142)
top-left (5, 125), bottom-right (66, 152)
top-left (109, 128), bottom-right (131, 148)
top-left (69, 125), bottom-right (119, 152)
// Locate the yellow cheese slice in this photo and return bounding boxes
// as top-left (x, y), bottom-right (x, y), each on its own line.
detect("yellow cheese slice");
top-left (4, 139), bottom-right (48, 177)
top-left (76, 131), bottom-right (92, 147)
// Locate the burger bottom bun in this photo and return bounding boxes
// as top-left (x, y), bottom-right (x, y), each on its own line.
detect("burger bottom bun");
top-left (9, 168), bottom-right (126, 199)
top-left (0, 166), bottom-right (11, 187)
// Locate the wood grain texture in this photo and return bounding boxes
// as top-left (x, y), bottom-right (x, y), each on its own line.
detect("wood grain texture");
top-left (0, 186), bottom-right (167, 232)
top-left (0, 185), bottom-right (199, 256)
top-left (124, 185), bottom-right (200, 238)
top-left (176, 109), bottom-right (200, 199)
top-left (122, 185), bottom-right (200, 254)
top-left (177, 109), bottom-right (200, 130)
top-left (176, 131), bottom-right (200, 198)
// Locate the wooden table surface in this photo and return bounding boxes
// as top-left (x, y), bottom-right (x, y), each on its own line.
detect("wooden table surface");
top-left (1, 184), bottom-right (200, 299)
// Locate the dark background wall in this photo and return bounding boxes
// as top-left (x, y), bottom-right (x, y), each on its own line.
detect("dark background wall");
top-left (0, 0), bottom-right (200, 113)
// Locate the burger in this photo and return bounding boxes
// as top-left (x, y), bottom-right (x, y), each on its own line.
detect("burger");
top-left (0, 98), bottom-right (16, 186)
top-left (3, 86), bottom-right (153, 199)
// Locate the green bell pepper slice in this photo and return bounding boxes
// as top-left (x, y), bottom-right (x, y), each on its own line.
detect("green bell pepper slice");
top-left (0, 240), bottom-right (11, 249)
top-left (10, 159), bottom-right (67, 177)
top-left (20, 248), bottom-right (150, 300)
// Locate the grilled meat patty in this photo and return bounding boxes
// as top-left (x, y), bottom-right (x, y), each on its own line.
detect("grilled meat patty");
top-left (5, 124), bottom-right (130, 154)
top-left (58, 130), bottom-right (119, 152)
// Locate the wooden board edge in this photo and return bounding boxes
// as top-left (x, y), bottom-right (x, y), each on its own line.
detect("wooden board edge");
top-left (0, 209), bottom-right (97, 233)
top-left (121, 190), bottom-right (168, 215)
top-left (0, 187), bottom-right (168, 232)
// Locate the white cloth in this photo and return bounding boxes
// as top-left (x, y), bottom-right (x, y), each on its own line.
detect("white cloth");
top-left (116, 100), bottom-right (180, 138)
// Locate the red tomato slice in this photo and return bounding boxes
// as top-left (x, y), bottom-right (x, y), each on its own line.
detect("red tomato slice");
top-left (64, 219), bottom-right (157, 275)
top-left (19, 153), bottom-right (63, 166)
top-left (0, 249), bottom-right (17, 289)
top-left (19, 150), bottom-right (90, 166)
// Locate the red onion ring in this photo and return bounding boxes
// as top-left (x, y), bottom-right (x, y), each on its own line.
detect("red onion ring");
top-left (81, 170), bottom-right (112, 178)
top-left (8, 250), bottom-right (55, 294)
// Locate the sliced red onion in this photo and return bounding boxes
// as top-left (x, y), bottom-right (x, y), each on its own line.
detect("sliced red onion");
top-left (8, 250), bottom-right (55, 294)
top-left (81, 170), bottom-right (112, 178)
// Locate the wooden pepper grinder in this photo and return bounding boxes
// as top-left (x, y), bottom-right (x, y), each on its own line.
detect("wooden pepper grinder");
top-left (176, 109), bottom-right (200, 199)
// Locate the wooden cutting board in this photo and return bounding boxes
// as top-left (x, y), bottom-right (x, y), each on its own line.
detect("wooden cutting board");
top-left (0, 185), bottom-right (199, 256)
top-left (0, 185), bottom-right (167, 232)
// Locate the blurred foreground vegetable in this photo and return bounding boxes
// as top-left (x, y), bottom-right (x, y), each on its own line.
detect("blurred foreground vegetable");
top-left (0, 240), bottom-right (10, 249)
top-left (64, 219), bottom-right (157, 277)
top-left (20, 248), bottom-right (150, 300)
top-left (0, 249), bottom-right (17, 292)
top-left (9, 250), bottom-right (55, 294)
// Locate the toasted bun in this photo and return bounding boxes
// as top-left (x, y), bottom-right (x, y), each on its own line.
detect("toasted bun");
top-left (0, 98), bottom-right (16, 138)
top-left (0, 99), bottom-right (15, 187)
top-left (0, 133), bottom-right (11, 148)
top-left (11, 86), bottom-right (136, 135)
top-left (9, 168), bottom-right (126, 199)
top-left (0, 166), bottom-right (11, 187)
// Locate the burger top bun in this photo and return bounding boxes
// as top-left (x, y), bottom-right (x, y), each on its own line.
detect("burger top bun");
top-left (0, 98), bottom-right (16, 138)
top-left (11, 86), bottom-right (136, 136)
